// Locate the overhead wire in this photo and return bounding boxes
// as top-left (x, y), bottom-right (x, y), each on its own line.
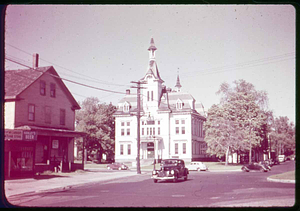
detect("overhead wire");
top-left (5, 57), bottom-right (127, 95)
top-left (5, 43), bottom-right (131, 88)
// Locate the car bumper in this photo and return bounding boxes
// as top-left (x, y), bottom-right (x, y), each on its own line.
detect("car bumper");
top-left (151, 175), bottom-right (175, 180)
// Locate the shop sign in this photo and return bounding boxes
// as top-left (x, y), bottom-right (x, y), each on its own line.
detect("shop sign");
top-left (23, 131), bottom-right (37, 141)
top-left (4, 129), bottom-right (23, 140)
top-left (52, 140), bottom-right (59, 149)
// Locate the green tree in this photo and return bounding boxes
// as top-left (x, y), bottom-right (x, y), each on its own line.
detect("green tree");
top-left (269, 116), bottom-right (295, 157)
top-left (75, 97), bottom-right (116, 162)
top-left (205, 79), bottom-right (269, 164)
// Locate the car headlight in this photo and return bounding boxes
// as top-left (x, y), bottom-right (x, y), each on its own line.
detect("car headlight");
top-left (171, 170), bottom-right (174, 175)
top-left (122, 165), bottom-right (125, 168)
top-left (152, 170), bottom-right (157, 175)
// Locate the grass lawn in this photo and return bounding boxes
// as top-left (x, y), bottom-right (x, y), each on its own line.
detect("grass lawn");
top-left (269, 171), bottom-right (295, 180)
top-left (78, 161), bottom-right (243, 171)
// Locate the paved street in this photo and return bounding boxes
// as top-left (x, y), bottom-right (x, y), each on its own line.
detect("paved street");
top-left (7, 161), bottom-right (295, 207)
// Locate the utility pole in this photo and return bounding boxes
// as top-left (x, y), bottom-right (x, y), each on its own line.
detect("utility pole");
top-left (131, 81), bottom-right (146, 174)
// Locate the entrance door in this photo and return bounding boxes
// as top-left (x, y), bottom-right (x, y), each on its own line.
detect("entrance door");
top-left (147, 142), bottom-right (154, 159)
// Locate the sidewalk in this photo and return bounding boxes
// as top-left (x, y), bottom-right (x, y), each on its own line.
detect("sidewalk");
top-left (4, 168), bottom-right (147, 198)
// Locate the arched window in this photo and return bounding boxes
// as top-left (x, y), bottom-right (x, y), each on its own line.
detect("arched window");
top-left (176, 99), bottom-right (183, 110)
top-left (123, 101), bottom-right (130, 112)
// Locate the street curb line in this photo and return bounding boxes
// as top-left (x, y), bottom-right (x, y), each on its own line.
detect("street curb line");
top-left (6, 172), bottom-right (142, 198)
top-left (267, 177), bottom-right (295, 184)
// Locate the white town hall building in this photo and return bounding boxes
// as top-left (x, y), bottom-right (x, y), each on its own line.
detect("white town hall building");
top-left (114, 38), bottom-right (208, 163)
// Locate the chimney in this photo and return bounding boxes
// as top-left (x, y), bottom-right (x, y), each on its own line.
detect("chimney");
top-left (33, 53), bottom-right (39, 69)
top-left (126, 89), bottom-right (130, 95)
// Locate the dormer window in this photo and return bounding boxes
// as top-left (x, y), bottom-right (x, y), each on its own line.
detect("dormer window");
top-left (176, 99), bottom-right (183, 110)
top-left (123, 101), bottom-right (130, 112)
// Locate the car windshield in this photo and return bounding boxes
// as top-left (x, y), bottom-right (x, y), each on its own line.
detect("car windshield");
top-left (161, 160), bottom-right (178, 165)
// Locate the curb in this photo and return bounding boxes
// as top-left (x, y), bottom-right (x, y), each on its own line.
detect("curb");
top-left (267, 177), bottom-right (295, 184)
top-left (5, 171), bottom-right (143, 198)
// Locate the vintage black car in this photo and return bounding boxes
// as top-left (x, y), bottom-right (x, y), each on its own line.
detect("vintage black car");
top-left (241, 162), bottom-right (270, 172)
top-left (151, 159), bottom-right (189, 183)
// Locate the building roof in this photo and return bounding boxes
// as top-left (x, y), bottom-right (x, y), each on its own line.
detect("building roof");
top-left (5, 66), bottom-right (81, 109)
top-left (5, 66), bottom-right (51, 98)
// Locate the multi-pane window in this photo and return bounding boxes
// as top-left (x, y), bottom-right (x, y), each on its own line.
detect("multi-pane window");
top-left (175, 119), bottom-right (186, 135)
top-left (28, 104), bottom-right (35, 121)
top-left (147, 128), bottom-right (149, 135)
top-left (121, 121), bottom-right (130, 136)
top-left (147, 91), bottom-right (150, 101)
top-left (150, 128), bottom-right (152, 135)
top-left (176, 127), bottom-right (179, 134)
top-left (142, 128), bottom-right (144, 136)
top-left (183, 143), bottom-right (186, 154)
top-left (50, 83), bottom-right (56, 98)
top-left (153, 128), bottom-right (155, 135)
top-left (120, 144), bottom-right (124, 155)
top-left (175, 143), bottom-right (178, 154)
top-left (40, 81), bottom-right (46, 96)
top-left (127, 144), bottom-right (131, 155)
top-left (45, 106), bottom-right (51, 123)
top-left (151, 91), bottom-right (153, 101)
top-left (158, 120), bottom-right (160, 125)
top-left (158, 127), bottom-right (160, 135)
top-left (127, 128), bottom-right (130, 136)
top-left (60, 109), bottom-right (66, 125)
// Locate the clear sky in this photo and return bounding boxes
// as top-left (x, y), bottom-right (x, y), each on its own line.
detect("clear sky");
top-left (5, 5), bottom-right (295, 123)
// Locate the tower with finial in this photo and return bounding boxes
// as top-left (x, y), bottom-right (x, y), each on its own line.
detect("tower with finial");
top-left (148, 38), bottom-right (157, 60)
top-left (175, 73), bottom-right (182, 92)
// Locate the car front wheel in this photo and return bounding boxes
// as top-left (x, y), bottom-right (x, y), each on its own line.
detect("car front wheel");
top-left (184, 174), bottom-right (188, 181)
top-left (154, 179), bottom-right (158, 183)
top-left (173, 175), bottom-right (178, 183)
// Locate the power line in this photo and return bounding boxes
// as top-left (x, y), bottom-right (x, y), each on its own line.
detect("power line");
top-left (5, 57), bottom-right (127, 95)
top-left (5, 43), bottom-right (130, 88)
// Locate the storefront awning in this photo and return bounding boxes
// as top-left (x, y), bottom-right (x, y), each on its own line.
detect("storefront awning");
top-left (14, 125), bottom-right (85, 138)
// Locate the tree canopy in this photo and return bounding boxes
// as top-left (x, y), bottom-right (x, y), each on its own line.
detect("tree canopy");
top-left (204, 79), bottom-right (269, 164)
top-left (75, 97), bottom-right (116, 162)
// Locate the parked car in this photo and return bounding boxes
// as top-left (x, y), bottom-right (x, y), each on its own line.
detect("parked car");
top-left (258, 161), bottom-right (272, 170)
top-left (278, 155), bottom-right (285, 162)
top-left (241, 162), bottom-right (270, 172)
top-left (107, 162), bottom-right (128, 170)
top-left (186, 161), bottom-right (208, 171)
top-left (151, 159), bottom-right (189, 183)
